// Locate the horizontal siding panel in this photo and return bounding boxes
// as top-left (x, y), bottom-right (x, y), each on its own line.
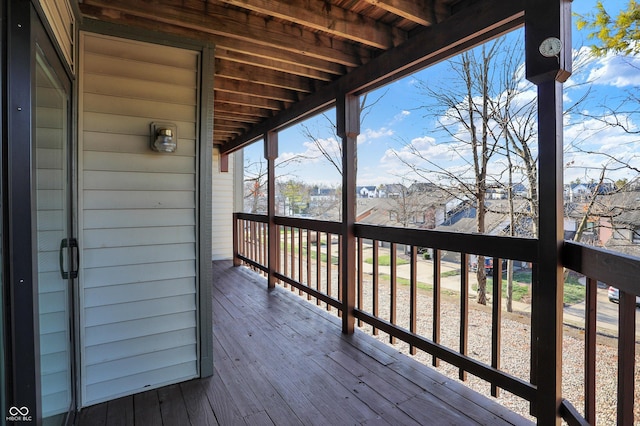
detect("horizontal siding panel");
top-left (41, 332), bottom-right (67, 355)
top-left (37, 190), bottom-right (64, 210)
top-left (85, 294), bottom-right (196, 327)
top-left (42, 371), bottom-right (69, 394)
top-left (39, 291), bottom-right (67, 314)
top-left (84, 74), bottom-right (196, 106)
top-left (82, 243), bottom-right (196, 268)
top-left (85, 362), bottom-right (197, 406)
top-left (83, 111), bottom-right (196, 139)
top-left (84, 35), bottom-right (198, 70)
top-left (83, 171), bottom-right (194, 191)
top-left (83, 209), bottom-right (195, 229)
top-left (84, 92), bottom-right (197, 123)
top-left (36, 106), bottom-right (63, 128)
top-left (42, 391), bottom-right (70, 417)
top-left (83, 226), bottom-right (195, 249)
top-left (37, 169), bottom-right (64, 189)
top-left (86, 345), bottom-right (196, 385)
top-left (39, 271), bottom-right (66, 293)
top-left (40, 312), bottom-right (66, 334)
top-left (83, 260), bottom-right (196, 288)
top-left (83, 191), bottom-right (195, 210)
top-left (82, 131), bottom-right (196, 156)
top-left (40, 332), bottom-right (67, 356)
top-left (85, 329), bottom-right (196, 365)
top-left (84, 278), bottom-right (196, 308)
top-left (83, 151), bottom-right (194, 173)
top-left (84, 311), bottom-right (196, 346)
top-left (38, 252), bottom-right (62, 274)
top-left (36, 85), bottom-right (65, 108)
top-left (36, 148), bottom-right (64, 169)
top-left (36, 128), bottom-right (64, 149)
top-left (41, 351), bottom-right (69, 375)
top-left (37, 230), bottom-right (64, 252)
top-left (83, 53), bottom-right (197, 87)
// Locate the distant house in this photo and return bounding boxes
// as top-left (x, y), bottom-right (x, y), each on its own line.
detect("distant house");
top-left (356, 185), bottom-right (379, 198)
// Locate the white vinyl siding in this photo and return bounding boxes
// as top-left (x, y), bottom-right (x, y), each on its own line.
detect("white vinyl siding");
top-left (212, 148), bottom-right (235, 260)
top-left (79, 33), bottom-right (199, 406)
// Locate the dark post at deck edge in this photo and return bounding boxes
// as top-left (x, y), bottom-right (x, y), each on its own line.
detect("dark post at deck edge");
top-left (525, 0), bottom-right (572, 423)
top-left (337, 92), bottom-right (359, 334)
top-left (265, 131), bottom-right (278, 289)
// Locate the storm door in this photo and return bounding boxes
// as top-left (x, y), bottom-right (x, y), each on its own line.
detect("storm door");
top-left (34, 17), bottom-right (75, 426)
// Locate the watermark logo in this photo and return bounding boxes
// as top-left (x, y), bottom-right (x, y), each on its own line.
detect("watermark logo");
top-left (6, 406), bottom-right (32, 422)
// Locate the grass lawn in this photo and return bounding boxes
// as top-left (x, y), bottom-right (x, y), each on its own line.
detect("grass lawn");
top-left (364, 255), bottom-right (409, 266)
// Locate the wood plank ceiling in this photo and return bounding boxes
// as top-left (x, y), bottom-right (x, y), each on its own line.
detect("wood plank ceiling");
top-left (78, 0), bottom-right (486, 152)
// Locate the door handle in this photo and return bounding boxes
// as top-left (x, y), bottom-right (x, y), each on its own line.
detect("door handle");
top-left (59, 238), bottom-right (79, 279)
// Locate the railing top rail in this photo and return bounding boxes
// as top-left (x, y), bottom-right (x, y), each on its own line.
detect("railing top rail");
top-left (235, 212), bottom-right (269, 223)
top-left (355, 223), bottom-right (538, 262)
top-left (274, 216), bottom-right (342, 234)
top-left (563, 241), bottom-right (640, 295)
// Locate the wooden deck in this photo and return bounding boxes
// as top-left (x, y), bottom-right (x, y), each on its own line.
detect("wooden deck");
top-left (76, 260), bottom-right (533, 426)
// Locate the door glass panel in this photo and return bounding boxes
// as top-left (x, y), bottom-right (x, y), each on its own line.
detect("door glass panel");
top-left (35, 45), bottom-right (72, 425)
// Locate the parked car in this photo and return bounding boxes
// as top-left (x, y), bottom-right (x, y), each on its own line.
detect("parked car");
top-left (607, 286), bottom-right (640, 306)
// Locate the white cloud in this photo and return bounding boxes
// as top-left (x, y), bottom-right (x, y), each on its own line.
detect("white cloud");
top-left (586, 53), bottom-right (640, 87)
top-left (357, 127), bottom-right (394, 144)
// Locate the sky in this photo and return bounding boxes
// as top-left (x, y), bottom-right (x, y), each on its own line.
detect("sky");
top-left (243, 0), bottom-right (640, 190)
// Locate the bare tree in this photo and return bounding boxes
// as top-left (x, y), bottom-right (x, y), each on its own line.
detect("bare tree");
top-left (393, 40), bottom-right (509, 305)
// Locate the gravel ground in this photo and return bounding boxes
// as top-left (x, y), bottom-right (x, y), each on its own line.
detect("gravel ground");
top-left (347, 275), bottom-right (640, 425)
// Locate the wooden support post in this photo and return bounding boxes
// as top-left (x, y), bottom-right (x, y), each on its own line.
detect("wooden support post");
top-left (337, 92), bottom-right (359, 334)
top-left (525, 1), bottom-right (572, 423)
top-left (265, 131), bottom-right (278, 289)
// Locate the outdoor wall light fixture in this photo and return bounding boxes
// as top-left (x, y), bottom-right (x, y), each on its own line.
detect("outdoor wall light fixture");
top-left (150, 122), bottom-right (178, 153)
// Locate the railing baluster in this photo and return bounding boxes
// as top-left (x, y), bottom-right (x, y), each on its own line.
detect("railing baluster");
top-left (460, 252), bottom-right (469, 381)
top-left (298, 228), bottom-right (303, 295)
top-left (584, 277), bottom-right (597, 424)
top-left (290, 226), bottom-right (296, 292)
top-left (491, 257), bottom-right (502, 397)
top-left (338, 235), bottom-right (343, 318)
top-left (433, 248), bottom-right (441, 367)
top-left (529, 264), bottom-right (538, 417)
top-left (327, 233), bottom-right (332, 310)
top-left (306, 229), bottom-right (312, 300)
top-left (373, 241), bottom-right (379, 335)
top-left (357, 238), bottom-right (363, 327)
top-left (410, 246), bottom-right (417, 355)
top-left (232, 216), bottom-right (240, 266)
top-left (390, 242), bottom-right (397, 345)
top-left (316, 230), bottom-right (321, 306)
top-left (283, 226), bottom-right (288, 288)
top-left (617, 290), bottom-right (636, 426)
top-left (251, 220), bottom-right (257, 267)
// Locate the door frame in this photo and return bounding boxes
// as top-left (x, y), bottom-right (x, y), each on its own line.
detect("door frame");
top-left (5, 1), bottom-right (76, 423)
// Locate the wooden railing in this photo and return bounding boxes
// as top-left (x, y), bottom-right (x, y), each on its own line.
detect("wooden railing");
top-left (561, 241), bottom-right (639, 426)
top-left (233, 212), bottom-right (639, 424)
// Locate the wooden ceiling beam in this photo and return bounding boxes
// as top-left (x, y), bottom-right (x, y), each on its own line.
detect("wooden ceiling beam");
top-left (362, 0), bottom-right (438, 26)
top-left (214, 112), bottom-right (263, 124)
top-left (216, 48), bottom-right (335, 82)
top-left (215, 119), bottom-right (252, 131)
top-left (215, 77), bottom-right (302, 103)
top-left (215, 59), bottom-right (315, 93)
top-left (218, 0), bottom-right (407, 49)
top-left (222, 0), bottom-right (525, 153)
top-left (215, 91), bottom-right (284, 111)
top-left (214, 102), bottom-right (274, 118)
top-left (81, 0), bottom-right (372, 67)
top-left (213, 35), bottom-right (347, 75)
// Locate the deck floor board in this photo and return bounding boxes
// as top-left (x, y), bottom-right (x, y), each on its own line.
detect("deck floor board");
top-left (76, 261), bottom-right (533, 426)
